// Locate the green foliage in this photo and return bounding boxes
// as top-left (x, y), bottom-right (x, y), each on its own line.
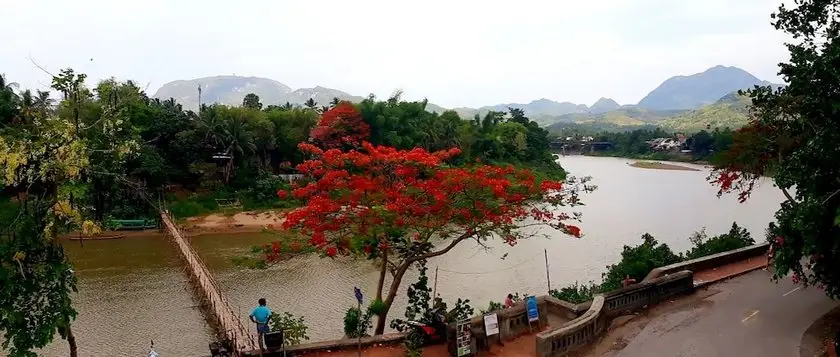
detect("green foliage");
top-left (550, 222), bottom-right (757, 300)
top-left (684, 223), bottom-right (754, 260)
top-left (343, 307), bottom-right (371, 338)
top-left (706, 0), bottom-right (840, 298)
top-left (552, 127), bottom-right (735, 162)
top-left (268, 312), bottom-right (309, 346)
top-left (600, 233), bottom-right (683, 291)
top-left (479, 301), bottom-right (504, 315)
top-left (549, 282), bottom-right (600, 304)
top-left (367, 299), bottom-right (387, 316)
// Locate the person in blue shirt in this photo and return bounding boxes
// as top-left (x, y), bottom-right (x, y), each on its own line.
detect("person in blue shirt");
top-left (250, 298), bottom-right (272, 350)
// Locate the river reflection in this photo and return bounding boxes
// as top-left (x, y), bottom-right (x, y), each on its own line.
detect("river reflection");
top-left (42, 156), bottom-right (784, 356)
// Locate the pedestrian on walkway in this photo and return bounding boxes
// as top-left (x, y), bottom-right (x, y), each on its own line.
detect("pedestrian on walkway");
top-left (765, 244), bottom-right (775, 271)
top-left (504, 293), bottom-right (514, 308)
top-left (622, 275), bottom-right (637, 288)
top-left (250, 298), bottom-right (272, 352)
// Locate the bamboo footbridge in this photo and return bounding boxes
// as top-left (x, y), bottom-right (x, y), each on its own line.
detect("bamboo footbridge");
top-left (160, 211), bottom-right (257, 354)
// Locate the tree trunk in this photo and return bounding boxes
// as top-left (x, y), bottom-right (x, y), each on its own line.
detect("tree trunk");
top-left (376, 250), bottom-right (388, 301)
top-left (67, 325), bottom-right (78, 357)
top-left (373, 260), bottom-right (411, 335)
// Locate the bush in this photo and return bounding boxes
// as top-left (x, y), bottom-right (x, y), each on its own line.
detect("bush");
top-left (549, 282), bottom-right (600, 303)
top-left (343, 307), bottom-right (371, 338)
top-left (684, 222), bottom-right (754, 260)
top-left (479, 301), bottom-right (503, 315)
top-left (268, 312), bottom-right (309, 346)
top-left (600, 233), bottom-right (682, 291)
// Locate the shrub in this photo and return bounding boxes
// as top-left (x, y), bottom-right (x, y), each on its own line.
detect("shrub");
top-left (549, 282), bottom-right (600, 303)
top-left (268, 312), bottom-right (309, 346)
top-left (367, 299), bottom-right (387, 317)
top-left (343, 307), bottom-right (371, 338)
top-left (684, 222), bottom-right (754, 260)
top-left (600, 233), bottom-right (682, 291)
top-left (479, 301), bottom-right (503, 315)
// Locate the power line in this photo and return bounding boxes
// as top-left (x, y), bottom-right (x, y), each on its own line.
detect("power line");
top-left (436, 259), bottom-right (533, 275)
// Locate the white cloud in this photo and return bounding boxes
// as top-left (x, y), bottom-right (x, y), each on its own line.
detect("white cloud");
top-left (1, 0), bottom-right (791, 108)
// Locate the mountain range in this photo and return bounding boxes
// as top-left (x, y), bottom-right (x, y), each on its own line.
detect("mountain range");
top-left (152, 65), bottom-right (780, 132)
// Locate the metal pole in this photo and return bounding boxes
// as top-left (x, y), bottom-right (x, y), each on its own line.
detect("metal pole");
top-left (432, 266), bottom-right (439, 298)
top-left (544, 249), bottom-right (551, 293)
top-left (357, 300), bottom-right (362, 357)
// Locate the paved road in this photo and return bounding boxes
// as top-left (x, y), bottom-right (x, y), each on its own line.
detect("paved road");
top-left (613, 270), bottom-right (837, 357)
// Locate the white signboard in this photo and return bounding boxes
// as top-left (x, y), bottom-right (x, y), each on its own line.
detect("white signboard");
top-left (483, 313), bottom-right (500, 336)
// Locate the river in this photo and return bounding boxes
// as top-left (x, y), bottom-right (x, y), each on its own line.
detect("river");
top-left (36, 156), bottom-right (784, 357)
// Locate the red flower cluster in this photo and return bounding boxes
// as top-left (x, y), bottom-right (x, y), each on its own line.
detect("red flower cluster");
top-left (274, 141), bottom-right (578, 259)
top-left (309, 103), bottom-right (370, 149)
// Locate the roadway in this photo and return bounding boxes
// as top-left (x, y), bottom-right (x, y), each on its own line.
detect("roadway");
top-left (594, 270), bottom-right (837, 357)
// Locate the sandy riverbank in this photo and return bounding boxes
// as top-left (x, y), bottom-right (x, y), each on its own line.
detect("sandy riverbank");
top-left (629, 161), bottom-right (700, 171)
top-left (59, 210), bottom-right (289, 239)
top-left (181, 210), bottom-right (288, 235)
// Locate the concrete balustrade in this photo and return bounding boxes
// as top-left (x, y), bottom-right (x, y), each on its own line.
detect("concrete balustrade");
top-left (536, 270), bottom-right (695, 357)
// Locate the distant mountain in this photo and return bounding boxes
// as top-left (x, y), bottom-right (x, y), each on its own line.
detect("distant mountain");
top-left (656, 93), bottom-right (752, 132)
top-left (477, 98), bottom-right (587, 117)
top-left (636, 65), bottom-right (776, 110)
top-left (588, 98), bottom-right (621, 114)
top-left (546, 91), bottom-right (752, 133)
top-left (153, 76), bottom-right (362, 111)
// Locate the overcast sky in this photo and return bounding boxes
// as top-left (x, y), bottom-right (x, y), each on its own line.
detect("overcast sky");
top-left (3, 0), bottom-right (791, 108)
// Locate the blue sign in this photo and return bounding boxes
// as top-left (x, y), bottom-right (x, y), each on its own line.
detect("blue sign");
top-left (526, 296), bottom-right (539, 322)
top-left (354, 287), bottom-right (363, 305)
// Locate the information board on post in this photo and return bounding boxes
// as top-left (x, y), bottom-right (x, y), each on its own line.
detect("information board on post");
top-left (483, 313), bottom-right (499, 336)
top-left (526, 295), bottom-right (539, 322)
top-left (456, 318), bottom-right (472, 357)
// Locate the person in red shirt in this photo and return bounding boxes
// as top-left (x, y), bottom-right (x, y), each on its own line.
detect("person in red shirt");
top-left (503, 294), bottom-right (514, 308)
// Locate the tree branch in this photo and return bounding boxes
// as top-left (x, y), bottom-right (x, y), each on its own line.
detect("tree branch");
top-left (414, 229), bottom-right (476, 262)
top-left (782, 187), bottom-right (796, 203)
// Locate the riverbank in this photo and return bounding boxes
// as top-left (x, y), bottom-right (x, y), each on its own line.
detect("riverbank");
top-left (58, 210), bottom-right (290, 240)
top-left (629, 161), bottom-right (700, 171)
top-left (559, 151), bottom-right (711, 166)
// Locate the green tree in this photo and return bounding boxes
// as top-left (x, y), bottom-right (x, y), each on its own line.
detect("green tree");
top-left (242, 93), bottom-right (262, 110)
top-left (303, 98), bottom-right (317, 109)
top-left (710, 0), bottom-right (840, 297)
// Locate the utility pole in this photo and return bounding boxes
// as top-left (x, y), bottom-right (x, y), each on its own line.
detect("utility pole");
top-left (197, 85), bottom-right (202, 115)
top-left (545, 249), bottom-right (551, 293)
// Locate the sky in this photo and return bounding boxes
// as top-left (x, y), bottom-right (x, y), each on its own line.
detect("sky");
top-left (2, 0), bottom-right (792, 108)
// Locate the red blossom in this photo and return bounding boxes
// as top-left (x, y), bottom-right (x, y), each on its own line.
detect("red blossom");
top-left (267, 142), bottom-right (580, 262)
top-left (277, 190), bottom-right (288, 200)
top-left (310, 103), bottom-right (370, 149)
top-left (326, 247), bottom-right (338, 257)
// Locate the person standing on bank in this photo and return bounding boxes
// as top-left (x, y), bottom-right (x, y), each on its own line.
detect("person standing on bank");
top-left (250, 298), bottom-right (272, 351)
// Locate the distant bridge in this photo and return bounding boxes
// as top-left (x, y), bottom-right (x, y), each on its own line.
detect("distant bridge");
top-left (160, 212), bottom-right (257, 355)
top-left (551, 140), bottom-right (615, 153)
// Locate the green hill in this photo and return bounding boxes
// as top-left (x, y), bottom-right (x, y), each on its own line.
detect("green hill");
top-left (657, 94), bottom-right (750, 131)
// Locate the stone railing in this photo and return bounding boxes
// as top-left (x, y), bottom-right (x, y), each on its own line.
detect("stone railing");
top-left (536, 270), bottom-right (695, 357)
top-left (643, 242), bottom-right (769, 282)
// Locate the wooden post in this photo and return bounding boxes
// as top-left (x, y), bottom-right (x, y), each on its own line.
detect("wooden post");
top-left (433, 266), bottom-right (439, 298)
top-left (544, 249), bottom-right (551, 293)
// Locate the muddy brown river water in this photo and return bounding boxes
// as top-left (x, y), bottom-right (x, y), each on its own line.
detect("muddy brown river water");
top-left (35, 156), bottom-right (785, 357)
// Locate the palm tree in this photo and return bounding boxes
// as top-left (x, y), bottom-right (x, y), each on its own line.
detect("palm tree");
top-left (330, 97), bottom-right (340, 107)
top-left (319, 105), bottom-right (330, 114)
top-left (220, 114), bottom-right (256, 182)
top-left (304, 98), bottom-right (317, 110)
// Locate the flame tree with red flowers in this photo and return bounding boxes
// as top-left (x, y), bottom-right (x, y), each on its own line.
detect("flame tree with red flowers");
top-left (309, 102), bottom-right (370, 150)
top-left (267, 141), bottom-right (592, 335)
top-left (709, 0), bottom-right (840, 297)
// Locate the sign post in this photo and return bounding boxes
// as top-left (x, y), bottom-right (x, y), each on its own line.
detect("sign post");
top-left (456, 318), bottom-right (472, 357)
top-left (526, 295), bottom-right (540, 332)
top-left (483, 312), bottom-right (501, 347)
top-left (354, 287), bottom-right (363, 357)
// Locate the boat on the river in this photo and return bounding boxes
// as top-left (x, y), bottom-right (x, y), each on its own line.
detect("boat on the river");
top-left (106, 218), bottom-right (159, 231)
top-left (69, 233), bottom-right (126, 241)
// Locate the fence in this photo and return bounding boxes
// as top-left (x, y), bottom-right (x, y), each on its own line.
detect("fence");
top-left (160, 212), bottom-right (257, 354)
top-left (536, 270), bottom-right (695, 357)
